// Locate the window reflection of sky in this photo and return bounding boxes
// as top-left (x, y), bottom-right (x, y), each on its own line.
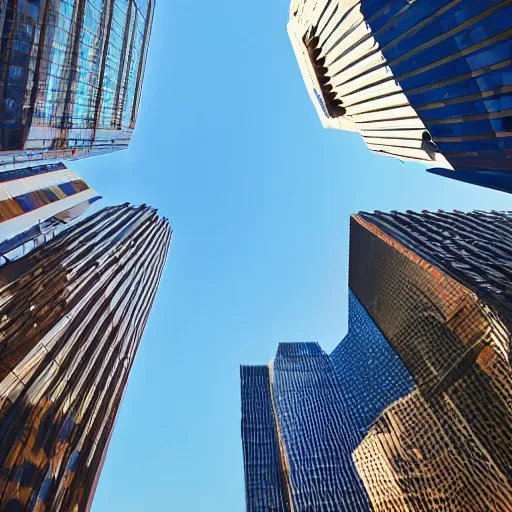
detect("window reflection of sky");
top-left (1, 0), bottom-right (153, 161)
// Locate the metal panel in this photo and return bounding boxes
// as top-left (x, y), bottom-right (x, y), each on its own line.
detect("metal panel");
top-left (0, 203), bottom-right (171, 511)
top-left (287, 0), bottom-right (452, 167)
top-left (0, 162), bottom-right (100, 259)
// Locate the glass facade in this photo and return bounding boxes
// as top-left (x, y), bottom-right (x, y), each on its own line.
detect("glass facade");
top-left (240, 365), bottom-right (290, 512)
top-left (272, 343), bottom-right (370, 511)
top-left (288, 0), bottom-right (512, 191)
top-left (349, 213), bottom-right (512, 511)
top-left (0, 162), bottom-right (100, 263)
top-left (331, 291), bottom-right (415, 440)
top-left (241, 343), bottom-right (370, 512)
top-left (361, 0), bottom-right (512, 176)
top-left (0, 0), bottom-right (154, 170)
top-left (356, 210), bottom-right (512, 342)
top-left (241, 210), bottom-right (512, 512)
top-left (0, 203), bottom-right (171, 511)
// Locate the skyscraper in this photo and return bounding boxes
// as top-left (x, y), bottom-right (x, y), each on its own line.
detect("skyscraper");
top-left (242, 343), bottom-right (370, 512)
top-left (288, 0), bottom-right (512, 191)
top-left (241, 210), bottom-right (512, 511)
top-left (0, 203), bottom-right (171, 511)
top-left (0, 0), bottom-right (155, 170)
top-left (0, 162), bottom-right (100, 263)
top-left (348, 211), bottom-right (512, 510)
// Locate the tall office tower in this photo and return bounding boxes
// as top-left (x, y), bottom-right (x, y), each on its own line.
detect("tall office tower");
top-left (0, 0), bottom-right (155, 170)
top-left (241, 343), bottom-right (370, 511)
top-left (288, 0), bottom-right (512, 192)
top-left (348, 211), bottom-right (512, 510)
top-left (241, 210), bottom-right (512, 511)
top-left (0, 204), bottom-right (171, 511)
top-left (0, 162), bottom-right (100, 263)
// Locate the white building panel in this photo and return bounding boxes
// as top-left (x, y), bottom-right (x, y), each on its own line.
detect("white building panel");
top-left (287, 0), bottom-right (453, 168)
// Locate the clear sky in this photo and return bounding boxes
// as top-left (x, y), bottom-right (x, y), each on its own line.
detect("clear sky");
top-left (72, 1), bottom-right (512, 511)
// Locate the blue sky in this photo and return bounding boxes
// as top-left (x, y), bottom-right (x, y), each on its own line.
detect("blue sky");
top-left (72, 1), bottom-right (512, 510)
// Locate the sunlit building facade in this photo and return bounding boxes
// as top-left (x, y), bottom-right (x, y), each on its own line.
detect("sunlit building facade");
top-left (288, 0), bottom-right (512, 191)
top-left (241, 210), bottom-right (512, 511)
top-left (0, 0), bottom-right (155, 170)
top-left (0, 203), bottom-right (171, 511)
top-left (0, 162), bottom-right (100, 263)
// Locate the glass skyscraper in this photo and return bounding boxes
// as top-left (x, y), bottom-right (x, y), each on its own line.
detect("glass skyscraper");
top-left (0, 203), bottom-right (170, 511)
top-left (288, 0), bottom-right (512, 192)
top-left (241, 210), bottom-right (512, 511)
top-left (0, 0), bottom-right (155, 170)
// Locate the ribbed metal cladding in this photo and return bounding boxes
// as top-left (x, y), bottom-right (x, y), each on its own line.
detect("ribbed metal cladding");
top-left (0, 203), bottom-right (171, 512)
top-left (289, 0), bottom-right (512, 191)
top-left (288, 0), bottom-right (451, 167)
